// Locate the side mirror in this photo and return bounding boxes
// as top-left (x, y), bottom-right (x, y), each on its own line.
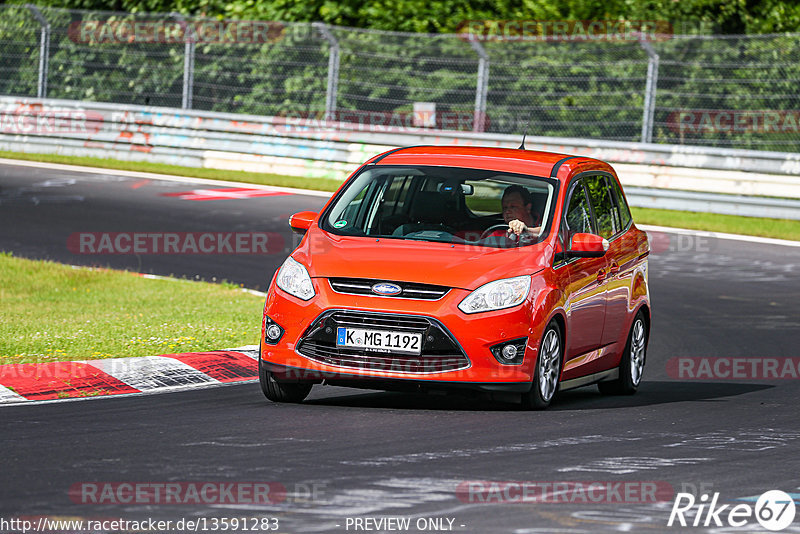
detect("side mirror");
top-left (288, 211), bottom-right (318, 234)
top-left (567, 233), bottom-right (608, 258)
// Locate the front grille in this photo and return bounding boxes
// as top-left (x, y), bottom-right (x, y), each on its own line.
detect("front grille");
top-left (296, 310), bottom-right (470, 374)
top-left (328, 278), bottom-right (450, 300)
top-left (326, 310), bottom-right (429, 330)
top-left (298, 343), bottom-right (468, 373)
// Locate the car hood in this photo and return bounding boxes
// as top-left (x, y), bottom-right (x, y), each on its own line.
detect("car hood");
top-left (294, 230), bottom-right (552, 291)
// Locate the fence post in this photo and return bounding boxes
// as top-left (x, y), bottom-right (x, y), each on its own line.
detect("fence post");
top-left (639, 37), bottom-right (659, 144)
top-left (313, 23), bottom-right (339, 121)
top-left (25, 4), bottom-right (50, 99)
top-left (171, 12), bottom-right (195, 109)
top-left (467, 36), bottom-right (489, 133)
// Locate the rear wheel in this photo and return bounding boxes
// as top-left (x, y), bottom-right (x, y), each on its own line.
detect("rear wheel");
top-left (258, 358), bottom-right (312, 403)
top-left (521, 322), bottom-right (562, 410)
top-left (598, 311), bottom-right (647, 395)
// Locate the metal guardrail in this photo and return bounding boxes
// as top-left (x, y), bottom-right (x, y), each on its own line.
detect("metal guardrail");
top-left (625, 188), bottom-right (800, 221)
top-left (1, 96), bottom-right (800, 219)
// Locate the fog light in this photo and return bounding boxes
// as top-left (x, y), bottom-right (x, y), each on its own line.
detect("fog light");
top-left (490, 338), bottom-right (527, 365)
top-left (266, 325), bottom-right (282, 341)
top-left (263, 315), bottom-right (284, 345)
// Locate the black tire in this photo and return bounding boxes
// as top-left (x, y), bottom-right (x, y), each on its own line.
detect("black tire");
top-left (598, 311), bottom-right (648, 396)
top-left (521, 322), bottom-right (563, 410)
top-left (258, 358), bottom-right (312, 403)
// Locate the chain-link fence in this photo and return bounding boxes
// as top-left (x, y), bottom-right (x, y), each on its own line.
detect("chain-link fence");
top-left (2, 5), bottom-right (799, 151)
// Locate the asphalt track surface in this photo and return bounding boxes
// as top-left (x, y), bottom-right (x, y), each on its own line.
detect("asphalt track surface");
top-left (2, 161), bottom-right (800, 533)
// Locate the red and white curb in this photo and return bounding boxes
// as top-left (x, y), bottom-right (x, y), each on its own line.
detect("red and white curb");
top-left (0, 345), bottom-right (261, 405)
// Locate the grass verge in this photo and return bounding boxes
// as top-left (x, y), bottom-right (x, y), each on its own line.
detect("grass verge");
top-left (631, 207), bottom-right (800, 241)
top-left (0, 252), bottom-right (263, 365)
top-left (1, 150), bottom-right (798, 242)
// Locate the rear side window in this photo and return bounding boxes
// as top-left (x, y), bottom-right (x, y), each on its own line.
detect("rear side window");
top-left (608, 176), bottom-right (633, 230)
top-left (585, 175), bottom-right (618, 239)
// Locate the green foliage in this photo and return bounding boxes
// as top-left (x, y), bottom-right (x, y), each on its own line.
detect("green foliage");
top-left (2, 2), bottom-right (799, 150)
top-left (222, 0), bottom-right (800, 35)
top-left (0, 5), bottom-right (40, 96)
top-left (631, 206), bottom-right (800, 241)
top-left (6, 0), bottom-right (800, 33)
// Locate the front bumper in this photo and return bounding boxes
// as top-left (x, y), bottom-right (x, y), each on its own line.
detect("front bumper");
top-left (260, 277), bottom-right (544, 386)
top-left (262, 360), bottom-right (532, 393)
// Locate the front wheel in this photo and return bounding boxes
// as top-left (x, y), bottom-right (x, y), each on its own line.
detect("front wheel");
top-left (598, 311), bottom-right (648, 395)
top-left (258, 358), bottom-right (312, 403)
top-left (521, 322), bottom-right (562, 410)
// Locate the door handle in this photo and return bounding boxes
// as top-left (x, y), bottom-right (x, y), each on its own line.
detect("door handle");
top-left (596, 269), bottom-right (606, 282)
top-left (608, 262), bottom-right (620, 275)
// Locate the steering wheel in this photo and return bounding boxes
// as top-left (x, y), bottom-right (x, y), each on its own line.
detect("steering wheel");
top-left (479, 224), bottom-right (512, 240)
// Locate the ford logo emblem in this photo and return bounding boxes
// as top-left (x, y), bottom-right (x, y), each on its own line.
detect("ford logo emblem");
top-left (372, 282), bottom-right (402, 296)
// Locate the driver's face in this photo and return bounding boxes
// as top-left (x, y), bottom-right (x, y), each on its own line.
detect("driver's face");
top-left (502, 192), bottom-right (533, 225)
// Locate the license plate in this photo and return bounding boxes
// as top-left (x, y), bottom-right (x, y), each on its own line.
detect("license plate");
top-left (336, 327), bottom-right (422, 355)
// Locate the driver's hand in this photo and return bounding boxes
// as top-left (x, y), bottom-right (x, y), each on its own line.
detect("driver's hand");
top-left (507, 219), bottom-right (527, 236)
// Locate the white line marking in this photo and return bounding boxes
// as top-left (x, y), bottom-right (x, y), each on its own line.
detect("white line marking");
top-left (344, 435), bottom-right (643, 467)
top-left (0, 158), bottom-right (334, 198)
top-left (0, 385), bottom-right (26, 403)
top-left (639, 224), bottom-right (800, 247)
top-left (240, 289), bottom-right (267, 297)
top-left (558, 456), bottom-right (711, 474)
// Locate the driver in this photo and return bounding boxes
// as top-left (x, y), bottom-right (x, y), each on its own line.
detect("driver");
top-left (499, 185), bottom-right (541, 238)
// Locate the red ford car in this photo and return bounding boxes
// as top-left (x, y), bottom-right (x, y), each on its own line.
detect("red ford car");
top-left (259, 146), bottom-right (650, 409)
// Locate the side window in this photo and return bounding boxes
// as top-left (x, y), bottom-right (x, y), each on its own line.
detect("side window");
top-left (608, 176), bottom-right (633, 230)
top-left (379, 175), bottom-right (412, 216)
top-left (565, 181), bottom-right (593, 235)
top-left (585, 175), bottom-right (617, 239)
top-left (329, 177), bottom-right (382, 234)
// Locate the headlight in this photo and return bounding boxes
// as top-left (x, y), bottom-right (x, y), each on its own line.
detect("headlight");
top-left (275, 256), bottom-right (315, 301)
top-left (458, 275), bottom-right (531, 314)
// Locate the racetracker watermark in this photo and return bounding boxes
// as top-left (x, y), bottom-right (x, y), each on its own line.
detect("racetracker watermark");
top-left (69, 482), bottom-right (286, 505)
top-left (2, 516), bottom-right (280, 533)
top-left (456, 481), bottom-right (674, 504)
top-left (647, 231), bottom-right (714, 255)
top-left (67, 232), bottom-right (285, 255)
top-left (667, 110), bottom-right (800, 135)
top-left (456, 20), bottom-right (673, 42)
top-left (666, 357), bottom-right (800, 380)
top-left (273, 110), bottom-right (484, 134)
top-left (0, 108), bottom-right (103, 134)
top-left (668, 489), bottom-right (796, 530)
top-left (68, 20), bottom-right (284, 44)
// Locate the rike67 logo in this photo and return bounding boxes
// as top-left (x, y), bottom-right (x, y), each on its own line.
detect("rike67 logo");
top-left (668, 490), bottom-right (796, 531)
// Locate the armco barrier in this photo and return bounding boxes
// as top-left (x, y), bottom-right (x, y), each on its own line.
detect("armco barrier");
top-left (2, 96), bottom-right (800, 219)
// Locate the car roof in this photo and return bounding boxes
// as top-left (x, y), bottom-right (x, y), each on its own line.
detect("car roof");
top-left (365, 145), bottom-right (614, 181)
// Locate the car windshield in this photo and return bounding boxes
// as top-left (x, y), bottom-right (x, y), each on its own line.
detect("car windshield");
top-left (321, 165), bottom-right (557, 248)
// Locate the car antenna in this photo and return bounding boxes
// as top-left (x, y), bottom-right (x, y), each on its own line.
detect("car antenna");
top-left (518, 116), bottom-right (531, 150)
